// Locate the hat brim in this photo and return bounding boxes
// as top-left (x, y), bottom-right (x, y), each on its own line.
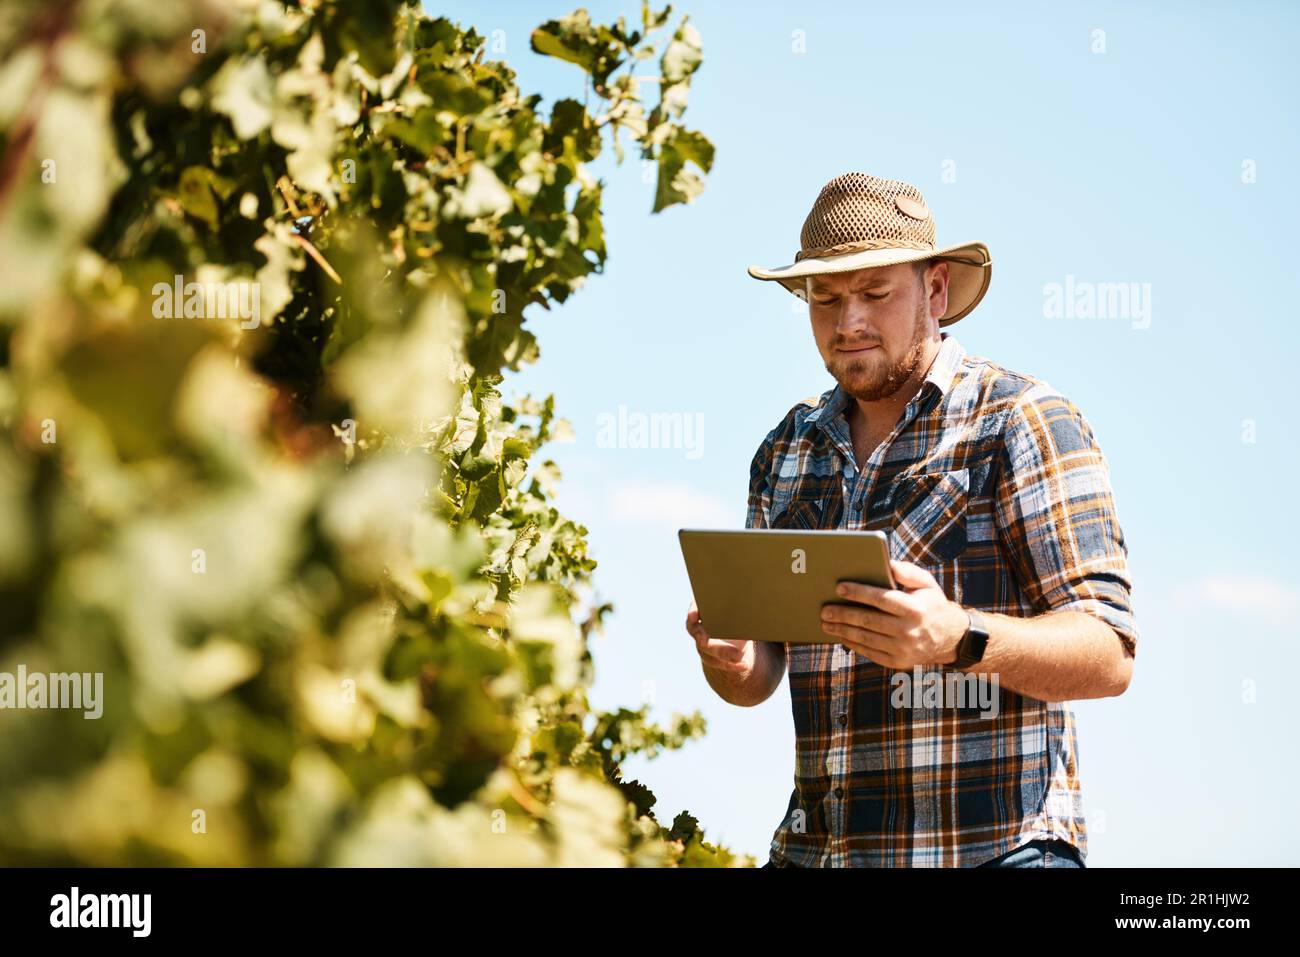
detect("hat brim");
top-left (747, 241), bottom-right (991, 326)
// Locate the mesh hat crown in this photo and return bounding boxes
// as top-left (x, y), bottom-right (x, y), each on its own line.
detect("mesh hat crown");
top-left (748, 172), bottom-right (992, 326)
top-left (800, 173), bottom-right (935, 258)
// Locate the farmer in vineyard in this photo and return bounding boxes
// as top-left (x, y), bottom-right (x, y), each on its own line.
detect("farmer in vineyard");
top-left (685, 173), bottom-right (1138, 868)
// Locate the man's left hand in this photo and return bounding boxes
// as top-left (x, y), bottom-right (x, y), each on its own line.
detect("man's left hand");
top-left (820, 559), bottom-right (971, 669)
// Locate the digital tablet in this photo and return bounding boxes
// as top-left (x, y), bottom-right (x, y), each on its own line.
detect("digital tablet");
top-left (678, 528), bottom-right (897, 645)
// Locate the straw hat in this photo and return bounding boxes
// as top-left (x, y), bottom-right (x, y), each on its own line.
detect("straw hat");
top-left (747, 172), bottom-right (992, 326)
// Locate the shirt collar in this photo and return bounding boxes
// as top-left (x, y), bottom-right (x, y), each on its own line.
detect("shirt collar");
top-left (807, 333), bottom-right (966, 436)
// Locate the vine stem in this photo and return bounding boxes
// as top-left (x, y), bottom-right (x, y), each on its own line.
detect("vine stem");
top-left (291, 233), bottom-right (342, 283)
top-left (507, 774), bottom-right (546, 816)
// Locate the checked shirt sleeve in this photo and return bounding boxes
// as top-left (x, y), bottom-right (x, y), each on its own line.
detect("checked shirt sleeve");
top-left (745, 432), bottom-right (775, 530)
top-left (994, 384), bottom-right (1139, 656)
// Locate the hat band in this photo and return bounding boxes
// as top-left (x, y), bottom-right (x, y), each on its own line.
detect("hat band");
top-left (795, 239), bottom-right (933, 262)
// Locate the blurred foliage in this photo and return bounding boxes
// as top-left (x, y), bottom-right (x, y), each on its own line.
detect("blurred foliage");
top-left (0, 0), bottom-right (741, 866)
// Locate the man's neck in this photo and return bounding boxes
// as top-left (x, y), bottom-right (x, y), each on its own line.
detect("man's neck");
top-left (845, 337), bottom-right (942, 467)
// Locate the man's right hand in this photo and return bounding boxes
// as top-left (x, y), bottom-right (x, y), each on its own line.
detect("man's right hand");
top-left (686, 600), bottom-right (756, 677)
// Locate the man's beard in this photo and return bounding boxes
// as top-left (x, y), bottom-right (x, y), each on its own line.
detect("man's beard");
top-left (824, 301), bottom-right (930, 402)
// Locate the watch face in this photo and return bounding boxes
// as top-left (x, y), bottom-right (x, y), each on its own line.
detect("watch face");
top-left (957, 610), bottom-right (989, 666)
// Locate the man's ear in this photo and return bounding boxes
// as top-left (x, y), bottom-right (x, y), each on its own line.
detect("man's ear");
top-left (928, 260), bottom-right (950, 322)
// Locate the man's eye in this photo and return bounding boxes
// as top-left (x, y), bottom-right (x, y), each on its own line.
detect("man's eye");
top-left (863, 292), bottom-right (887, 301)
top-left (813, 297), bottom-right (838, 306)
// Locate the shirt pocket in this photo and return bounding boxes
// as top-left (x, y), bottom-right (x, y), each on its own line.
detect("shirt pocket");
top-left (890, 468), bottom-right (970, 566)
top-left (771, 497), bottom-right (825, 530)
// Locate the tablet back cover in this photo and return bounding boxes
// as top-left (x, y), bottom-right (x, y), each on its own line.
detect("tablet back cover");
top-left (678, 529), bottom-right (894, 645)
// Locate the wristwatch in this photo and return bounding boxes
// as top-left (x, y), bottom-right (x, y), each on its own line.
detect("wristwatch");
top-left (952, 607), bottom-right (990, 669)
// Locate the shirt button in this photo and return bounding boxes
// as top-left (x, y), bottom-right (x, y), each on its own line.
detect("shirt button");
top-left (834, 786), bottom-right (845, 799)
top-left (837, 713), bottom-right (848, 726)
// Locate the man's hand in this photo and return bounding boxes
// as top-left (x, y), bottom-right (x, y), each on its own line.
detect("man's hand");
top-left (686, 601), bottom-right (757, 677)
top-left (819, 559), bottom-right (970, 669)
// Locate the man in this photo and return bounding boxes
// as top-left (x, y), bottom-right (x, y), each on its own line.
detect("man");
top-left (685, 173), bottom-right (1138, 868)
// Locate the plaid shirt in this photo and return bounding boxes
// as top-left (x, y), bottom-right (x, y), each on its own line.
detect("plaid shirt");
top-left (748, 332), bottom-right (1138, 867)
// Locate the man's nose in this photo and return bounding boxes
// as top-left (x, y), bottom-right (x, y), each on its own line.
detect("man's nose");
top-left (836, 299), bottom-right (877, 337)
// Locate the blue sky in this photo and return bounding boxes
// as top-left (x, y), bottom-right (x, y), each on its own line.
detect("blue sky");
top-left (432, 0), bottom-right (1300, 865)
